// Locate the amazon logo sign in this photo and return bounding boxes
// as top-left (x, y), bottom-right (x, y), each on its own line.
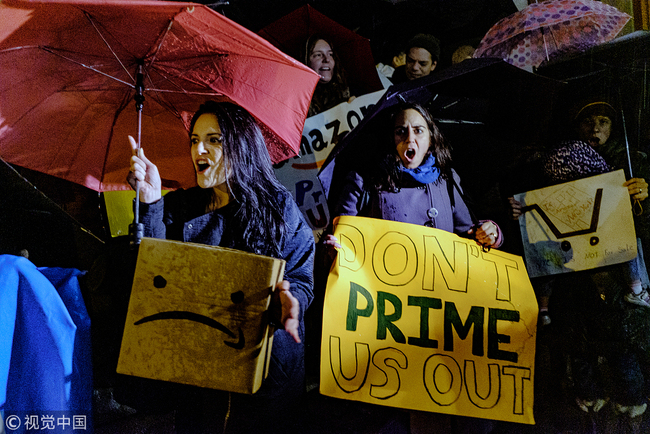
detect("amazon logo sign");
top-left (273, 90), bottom-right (386, 237)
top-left (117, 237), bottom-right (285, 394)
top-left (132, 274), bottom-right (246, 350)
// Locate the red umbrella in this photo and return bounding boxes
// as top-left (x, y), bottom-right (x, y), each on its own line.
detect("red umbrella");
top-left (474, 0), bottom-right (630, 71)
top-left (257, 4), bottom-right (383, 96)
top-left (0, 0), bottom-right (319, 192)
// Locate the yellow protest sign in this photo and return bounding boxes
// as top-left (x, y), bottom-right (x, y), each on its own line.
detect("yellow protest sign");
top-left (514, 169), bottom-right (637, 278)
top-left (320, 216), bottom-right (537, 425)
top-left (103, 190), bottom-right (169, 237)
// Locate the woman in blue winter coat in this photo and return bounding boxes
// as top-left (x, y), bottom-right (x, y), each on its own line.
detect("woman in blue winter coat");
top-left (323, 102), bottom-right (502, 434)
top-left (128, 101), bottom-right (315, 434)
top-left (325, 102), bottom-right (502, 250)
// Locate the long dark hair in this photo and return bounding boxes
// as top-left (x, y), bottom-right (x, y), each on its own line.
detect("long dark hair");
top-left (189, 101), bottom-right (287, 257)
top-left (373, 103), bottom-right (453, 191)
top-left (304, 34), bottom-right (350, 116)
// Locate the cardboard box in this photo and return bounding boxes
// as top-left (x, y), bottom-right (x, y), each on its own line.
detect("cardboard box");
top-left (117, 237), bottom-right (285, 394)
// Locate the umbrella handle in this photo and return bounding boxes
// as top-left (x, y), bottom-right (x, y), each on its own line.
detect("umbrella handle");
top-left (129, 186), bottom-right (144, 247)
top-left (130, 149), bottom-right (144, 248)
top-left (129, 182), bottom-right (143, 247)
top-left (621, 108), bottom-right (634, 178)
top-left (129, 221), bottom-right (144, 247)
top-left (130, 63), bottom-right (145, 249)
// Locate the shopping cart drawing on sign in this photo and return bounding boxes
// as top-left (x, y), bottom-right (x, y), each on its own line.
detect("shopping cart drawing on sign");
top-left (514, 170), bottom-right (637, 278)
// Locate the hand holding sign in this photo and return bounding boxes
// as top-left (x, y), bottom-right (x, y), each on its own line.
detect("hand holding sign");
top-left (271, 280), bottom-right (301, 343)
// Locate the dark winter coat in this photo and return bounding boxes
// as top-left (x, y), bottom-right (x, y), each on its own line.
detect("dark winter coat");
top-left (389, 65), bottom-right (408, 84)
top-left (138, 186), bottom-right (315, 432)
top-left (333, 170), bottom-right (475, 234)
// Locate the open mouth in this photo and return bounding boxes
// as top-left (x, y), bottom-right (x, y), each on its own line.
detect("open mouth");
top-left (405, 149), bottom-right (416, 159)
top-left (197, 162), bottom-right (210, 172)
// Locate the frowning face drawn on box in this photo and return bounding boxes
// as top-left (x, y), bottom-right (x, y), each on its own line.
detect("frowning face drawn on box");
top-left (117, 238), bottom-right (283, 393)
top-left (133, 274), bottom-right (247, 350)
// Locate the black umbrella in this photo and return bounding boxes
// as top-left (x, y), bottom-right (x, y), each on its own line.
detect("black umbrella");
top-left (0, 158), bottom-right (105, 270)
top-left (318, 58), bottom-right (565, 210)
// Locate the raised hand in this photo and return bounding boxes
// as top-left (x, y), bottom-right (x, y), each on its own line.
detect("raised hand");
top-left (128, 135), bottom-right (162, 203)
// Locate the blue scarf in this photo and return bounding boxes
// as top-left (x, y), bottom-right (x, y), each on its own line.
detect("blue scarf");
top-left (398, 153), bottom-right (440, 184)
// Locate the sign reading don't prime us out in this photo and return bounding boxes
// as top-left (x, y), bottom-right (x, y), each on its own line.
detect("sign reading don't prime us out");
top-left (320, 216), bottom-right (538, 425)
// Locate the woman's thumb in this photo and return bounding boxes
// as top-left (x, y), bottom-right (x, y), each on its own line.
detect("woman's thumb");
top-left (128, 135), bottom-right (145, 159)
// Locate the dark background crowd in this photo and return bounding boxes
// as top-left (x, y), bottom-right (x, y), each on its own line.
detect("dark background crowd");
top-left (207, 0), bottom-right (519, 69)
top-left (2, 0), bottom-right (650, 433)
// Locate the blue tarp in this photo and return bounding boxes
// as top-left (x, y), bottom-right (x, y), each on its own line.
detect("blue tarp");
top-left (0, 255), bottom-right (92, 433)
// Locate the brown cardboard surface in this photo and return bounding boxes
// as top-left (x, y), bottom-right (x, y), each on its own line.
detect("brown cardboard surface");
top-left (117, 237), bottom-right (285, 394)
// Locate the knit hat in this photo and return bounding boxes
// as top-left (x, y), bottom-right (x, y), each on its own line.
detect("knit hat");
top-left (405, 33), bottom-right (441, 63)
top-left (572, 101), bottom-right (617, 124)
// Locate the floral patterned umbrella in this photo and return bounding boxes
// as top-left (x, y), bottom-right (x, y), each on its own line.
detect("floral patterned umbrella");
top-left (474, 0), bottom-right (630, 71)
